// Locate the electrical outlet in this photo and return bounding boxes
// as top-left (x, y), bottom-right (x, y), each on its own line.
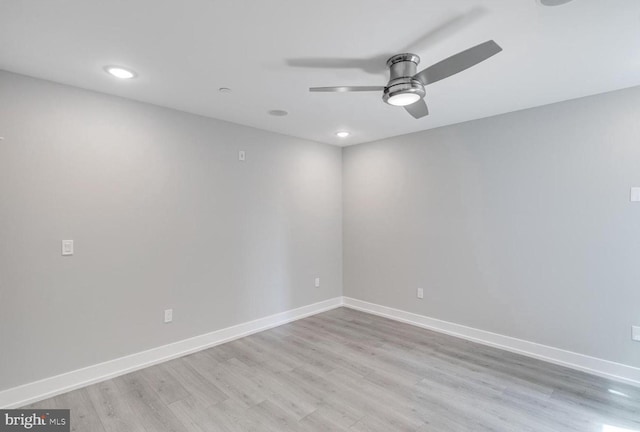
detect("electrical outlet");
top-left (315, 277), bottom-right (320, 288)
top-left (417, 288), bottom-right (424, 299)
top-left (62, 240), bottom-right (74, 256)
top-left (164, 309), bottom-right (173, 323)
top-left (632, 326), bottom-right (640, 342)
top-left (239, 150), bottom-right (246, 161)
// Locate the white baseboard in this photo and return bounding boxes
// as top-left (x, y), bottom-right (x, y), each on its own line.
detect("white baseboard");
top-left (343, 297), bottom-right (640, 387)
top-left (0, 297), bottom-right (343, 409)
top-left (4, 295), bottom-right (638, 409)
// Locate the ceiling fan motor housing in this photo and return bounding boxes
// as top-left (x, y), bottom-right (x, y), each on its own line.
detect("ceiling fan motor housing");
top-left (383, 53), bottom-right (426, 105)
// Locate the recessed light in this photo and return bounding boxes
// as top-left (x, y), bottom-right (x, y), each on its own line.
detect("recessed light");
top-left (268, 110), bottom-right (288, 117)
top-left (219, 87), bottom-right (232, 93)
top-left (104, 66), bottom-right (137, 79)
top-left (538, 0), bottom-right (574, 6)
top-left (336, 131), bottom-right (350, 138)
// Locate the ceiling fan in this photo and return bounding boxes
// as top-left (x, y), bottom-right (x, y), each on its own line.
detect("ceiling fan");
top-left (309, 40), bottom-right (503, 119)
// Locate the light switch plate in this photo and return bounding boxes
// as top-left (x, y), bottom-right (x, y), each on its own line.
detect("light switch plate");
top-left (164, 309), bottom-right (173, 323)
top-left (239, 150), bottom-right (246, 161)
top-left (632, 326), bottom-right (640, 342)
top-left (62, 240), bottom-right (74, 256)
top-left (314, 277), bottom-right (320, 288)
top-left (630, 187), bottom-right (640, 202)
top-left (417, 288), bottom-right (424, 299)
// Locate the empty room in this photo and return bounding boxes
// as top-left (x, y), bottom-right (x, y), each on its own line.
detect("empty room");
top-left (1, 0), bottom-right (639, 431)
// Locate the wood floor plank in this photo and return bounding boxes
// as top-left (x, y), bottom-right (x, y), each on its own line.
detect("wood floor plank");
top-left (164, 358), bottom-right (228, 406)
top-left (23, 307), bottom-right (640, 431)
top-left (114, 375), bottom-right (190, 432)
top-left (299, 404), bottom-right (360, 431)
top-left (57, 388), bottom-right (107, 432)
top-left (168, 396), bottom-right (232, 432)
top-left (85, 380), bottom-right (147, 432)
top-left (138, 363), bottom-right (191, 405)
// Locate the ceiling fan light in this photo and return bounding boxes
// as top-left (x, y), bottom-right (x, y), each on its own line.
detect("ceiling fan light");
top-left (383, 78), bottom-right (425, 107)
top-left (387, 92), bottom-right (421, 107)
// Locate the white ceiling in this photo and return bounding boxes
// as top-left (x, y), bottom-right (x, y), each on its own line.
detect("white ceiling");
top-left (1, 0), bottom-right (639, 146)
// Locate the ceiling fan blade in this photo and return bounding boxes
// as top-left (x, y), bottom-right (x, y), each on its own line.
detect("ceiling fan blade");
top-left (404, 99), bottom-right (429, 119)
top-left (401, 6), bottom-right (487, 54)
top-left (288, 58), bottom-right (367, 69)
top-left (309, 86), bottom-right (384, 92)
top-left (287, 57), bottom-right (389, 75)
top-left (414, 40), bottom-right (502, 86)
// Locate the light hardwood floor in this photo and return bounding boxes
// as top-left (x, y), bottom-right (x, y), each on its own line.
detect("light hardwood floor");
top-left (27, 307), bottom-right (640, 431)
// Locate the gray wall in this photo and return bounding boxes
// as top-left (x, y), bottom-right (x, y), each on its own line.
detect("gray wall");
top-left (0, 71), bottom-right (343, 391)
top-left (4, 68), bottom-right (640, 392)
top-left (344, 86), bottom-right (640, 367)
